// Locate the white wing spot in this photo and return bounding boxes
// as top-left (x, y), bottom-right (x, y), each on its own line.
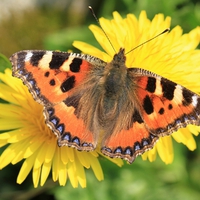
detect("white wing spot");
top-left (39, 51), bottom-right (53, 70)
top-left (174, 85), bottom-right (183, 104)
top-left (61, 57), bottom-right (74, 71)
top-left (154, 77), bottom-right (162, 95)
top-left (25, 52), bottom-right (33, 62)
top-left (192, 95), bottom-right (198, 107)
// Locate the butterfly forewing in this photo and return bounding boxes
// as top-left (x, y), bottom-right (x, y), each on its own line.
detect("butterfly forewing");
top-left (131, 68), bottom-right (200, 133)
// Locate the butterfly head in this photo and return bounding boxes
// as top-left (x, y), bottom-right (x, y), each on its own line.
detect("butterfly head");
top-left (102, 48), bottom-right (128, 98)
top-left (113, 48), bottom-right (126, 64)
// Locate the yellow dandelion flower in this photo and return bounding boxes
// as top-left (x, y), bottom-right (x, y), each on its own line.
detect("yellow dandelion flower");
top-left (0, 68), bottom-right (123, 188)
top-left (73, 10), bottom-right (200, 164)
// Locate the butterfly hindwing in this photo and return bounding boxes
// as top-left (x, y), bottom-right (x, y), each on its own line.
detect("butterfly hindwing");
top-left (45, 104), bottom-right (95, 150)
top-left (102, 120), bottom-right (159, 163)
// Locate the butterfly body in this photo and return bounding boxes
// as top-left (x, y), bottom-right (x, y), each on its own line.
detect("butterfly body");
top-left (10, 48), bottom-right (200, 163)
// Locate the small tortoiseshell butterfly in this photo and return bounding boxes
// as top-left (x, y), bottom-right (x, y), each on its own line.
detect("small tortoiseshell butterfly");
top-left (10, 46), bottom-right (200, 163)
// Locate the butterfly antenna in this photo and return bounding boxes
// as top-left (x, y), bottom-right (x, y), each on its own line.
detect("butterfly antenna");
top-left (88, 6), bottom-right (116, 53)
top-left (126, 28), bottom-right (170, 55)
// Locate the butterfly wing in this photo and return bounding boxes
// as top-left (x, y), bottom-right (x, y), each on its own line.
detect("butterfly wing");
top-left (11, 50), bottom-right (106, 150)
top-left (133, 68), bottom-right (200, 133)
top-left (102, 68), bottom-right (200, 163)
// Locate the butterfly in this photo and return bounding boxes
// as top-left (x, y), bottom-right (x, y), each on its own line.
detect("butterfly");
top-left (10, 47), bottom-right (200, 163)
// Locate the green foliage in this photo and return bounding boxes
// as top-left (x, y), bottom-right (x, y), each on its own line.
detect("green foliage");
top-left (51, 141), bottom-right (200, 200)
top-left (0, 54), bottom-right (11, 72)
top-left (44, 0), bottom-right (200, 52)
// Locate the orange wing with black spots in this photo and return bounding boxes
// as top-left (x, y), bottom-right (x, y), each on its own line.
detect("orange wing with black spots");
top-left (102, 67), bottom-right (200, 163)
top-left (134, 69), bottom-right (200, 134)
top-left (11, 50), bottom-right (106, 150)
top-left (11, 51), bottom-right (100, 104)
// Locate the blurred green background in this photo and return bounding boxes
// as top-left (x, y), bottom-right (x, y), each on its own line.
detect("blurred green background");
top-left (0, 0), bottom-right (200, 199)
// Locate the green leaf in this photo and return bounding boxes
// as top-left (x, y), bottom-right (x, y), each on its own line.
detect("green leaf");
top-left (0, 53), bottom-right (11, 72)
top-left (44, 26), bottom-right (102, 52)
